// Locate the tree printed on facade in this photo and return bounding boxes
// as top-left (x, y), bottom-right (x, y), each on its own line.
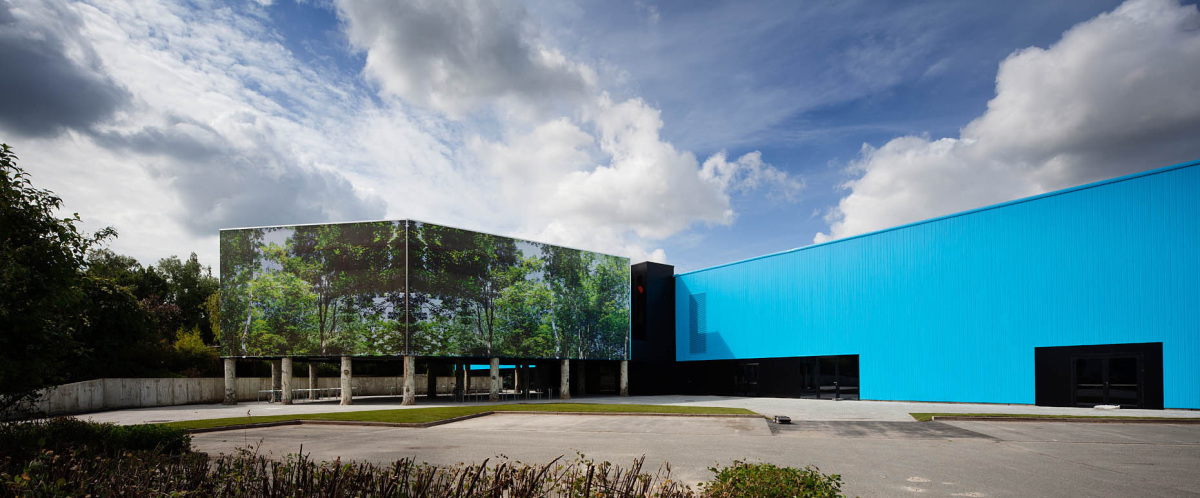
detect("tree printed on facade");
top-left (219, 220), bottom-right (628, 359)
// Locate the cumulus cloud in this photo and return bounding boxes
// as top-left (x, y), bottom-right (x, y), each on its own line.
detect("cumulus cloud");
top-left (3, 0), bottom-right (390, 265)
top-left (5, 0), bottom-right (801, 267)
top-left (93, 116), bottom-right (386, 234)
top-left (816, 0), bottom-right (1200, 243)
top-left (0, 0), bottom-right (128, 137)
top-left (337, 0), bottom-right (804, 260)
top-left (337, 0), bottom-right (596, 117)
top-left (464, 95), bottom-right (801, 259)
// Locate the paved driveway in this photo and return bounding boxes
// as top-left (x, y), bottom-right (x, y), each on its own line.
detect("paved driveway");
top-left (191, 413), bottom-right (1200, 497)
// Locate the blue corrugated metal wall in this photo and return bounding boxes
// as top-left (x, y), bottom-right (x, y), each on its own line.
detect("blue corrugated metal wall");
top-left (675, 160), bottom-right (1200, 409)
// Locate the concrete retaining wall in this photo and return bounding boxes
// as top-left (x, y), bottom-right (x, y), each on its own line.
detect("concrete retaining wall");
top-left (33, 375), bottom-right (498, 416)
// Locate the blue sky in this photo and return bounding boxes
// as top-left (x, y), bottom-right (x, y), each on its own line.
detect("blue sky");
top-left (2, 0), bottom-right (1198, 272)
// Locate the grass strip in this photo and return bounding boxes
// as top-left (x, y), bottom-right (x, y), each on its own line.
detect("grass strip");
top-left (164, 403), bottom-right (755, 431)
top-left (910, 412), bottom-right (1200, 422)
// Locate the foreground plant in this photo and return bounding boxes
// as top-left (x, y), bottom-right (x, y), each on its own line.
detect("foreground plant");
top-left (1, 448), bottom-right (847, 497)
top-left (702, 460), bottom-right (845, 498)
top-left (0, 418), bottom-right (845, 496)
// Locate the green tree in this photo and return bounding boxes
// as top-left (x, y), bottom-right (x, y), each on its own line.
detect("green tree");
top-left (71, 276), bottom-right (166, 379)
top-left (245, 269), bottom-right (319, 355)
top-left (494, 256), bottom-right (553, 357)
top-left (0, 144), bottom-right (114, 414)
top-left (541, 244), bottom-right (590, 358)
top-left (155, 253), bottom-right (219, 343)
top-left (410, 223), bottom-right (522, 356)
top-left (281, 222), bottom-right (398, 355)
top-left (219, 228), bottom-right (263, 355)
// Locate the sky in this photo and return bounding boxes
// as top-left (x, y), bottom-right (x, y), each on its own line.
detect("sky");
top-left (2, 0), bottom-right (1199, 273)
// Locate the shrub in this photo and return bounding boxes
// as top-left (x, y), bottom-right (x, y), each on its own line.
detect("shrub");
top-left (0, 417), bottom-right (190, 461)
top-left (0, 428), bottom-right (845, 497)
top-left (702, 461), bottom-right (845, 498)
top-left (1, 449), bottom-right (698, 497)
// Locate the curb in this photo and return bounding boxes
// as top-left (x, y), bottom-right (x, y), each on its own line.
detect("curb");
top-left (489, 411), bottom-right (760, 419)
top-left (186, 410), bottom-right (759, 433)
top-left (930, 416), bottom-right (1200, 424)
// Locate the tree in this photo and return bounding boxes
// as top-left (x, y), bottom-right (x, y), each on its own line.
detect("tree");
top-left (245, 268), bottom-right (318, 355)
top-left (219, 228), bottom-right (263, 355)
top-left (541, 244), bottom-right (589, 358)
top-left (281, 222), bottom-right (396, 355)
top-left (0, 144), bottom-right (114, 415)
top-left (410, 223), bottom-right (521, 356)
top-left (155, 253), bottom-right (219, 343)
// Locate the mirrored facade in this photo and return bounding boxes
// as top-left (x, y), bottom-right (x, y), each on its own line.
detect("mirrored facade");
top-left (220, 220), bottom-right (630, 360)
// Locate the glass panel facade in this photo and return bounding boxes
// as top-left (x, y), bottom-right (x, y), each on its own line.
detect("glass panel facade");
top-left (220, 220), bottom-right (630, 359)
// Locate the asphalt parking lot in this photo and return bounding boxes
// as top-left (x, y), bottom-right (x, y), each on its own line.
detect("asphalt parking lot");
top-left (191, 411), bottom-right (1200, 497)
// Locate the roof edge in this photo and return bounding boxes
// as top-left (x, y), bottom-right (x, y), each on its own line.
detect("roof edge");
top-left (677, 157), bottom-right (1200, 277)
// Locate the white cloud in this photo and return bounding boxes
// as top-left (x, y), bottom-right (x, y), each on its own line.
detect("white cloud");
top-left (463, 95), bottom-right (802, 259)
top-left (336, 0), bottom-right (597, 117)
top-left (335, 0), bottom-right (804, 261)
top-left (2, 0), bottom-right (803, 268)
top-left (701, 150), bottom-right (804, 202)
top-left (2, 0), bottom-right (391, 266)
top-left (817, 0), bottom-right (1200, 243)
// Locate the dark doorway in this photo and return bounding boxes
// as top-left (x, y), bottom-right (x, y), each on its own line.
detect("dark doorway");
top-left (1036, 342), bottom-right (1162, 409)
top-left (1073, 355), bottom-right (1142, 407)
top-left (735, 362), bottom-right (759, 396)
top-left (816, 356), bottom-right (860, 400)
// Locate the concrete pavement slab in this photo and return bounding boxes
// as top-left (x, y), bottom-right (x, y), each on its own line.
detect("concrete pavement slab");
top-left (190, 416), bottom-right (1200, 497)
top-left (81, 394), bottom-right (1200, 426)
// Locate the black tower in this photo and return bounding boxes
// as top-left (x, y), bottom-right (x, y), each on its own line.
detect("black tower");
top-left (629, 261), bottom-right (676, 394)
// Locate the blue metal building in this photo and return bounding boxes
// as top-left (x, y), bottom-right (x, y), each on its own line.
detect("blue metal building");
top-left (665, 159), bottom-right (1199, 409)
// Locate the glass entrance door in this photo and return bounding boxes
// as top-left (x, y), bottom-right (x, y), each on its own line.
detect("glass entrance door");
top-left (735, 362), bottom-right (759, 396)
top-left (1106, 357), bottom-right (1141, 407)
top-left (1073, 355), bottom-right (1142, 408)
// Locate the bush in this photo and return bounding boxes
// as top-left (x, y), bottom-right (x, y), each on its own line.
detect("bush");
top-left (0, 417), bottom-right (190, 461)
top-left (0, 449), bottom-right (698, 497)
top-left (702, 461), bottom-right (845, 497)
top-left (0, 426), bottom-right (845, 497)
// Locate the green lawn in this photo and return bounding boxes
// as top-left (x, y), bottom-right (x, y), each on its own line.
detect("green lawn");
top-left (910, 412), bottom-right (1200, 422)
top-left (165, 403), bottom-right (757, 431)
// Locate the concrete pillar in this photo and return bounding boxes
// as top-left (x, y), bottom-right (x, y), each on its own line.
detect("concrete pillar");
top-left (223, 358), bottom-right (237, 405)
top-left (308, 363), bottom-right (318, 400)
top-left (489, 357), bottom-right (500, 402)
top-left (514, 364), bottom-right (521, 397)
top-left (281, 357), bottom-right (293, 405)
top-left (270, 359), bottom-right (282, 402)
top-left (560, 359), bottom-right (570, 400)
top-left (426, 362), bottom-right (438, 399)
top-left (402, 356), bottom-right (416, 405)
top-left (340, 356), bottom-right (352, 405)
top-left (620, 360), bottom-right (629, 397)
top-left (460, 364), bottom-right (470, 396)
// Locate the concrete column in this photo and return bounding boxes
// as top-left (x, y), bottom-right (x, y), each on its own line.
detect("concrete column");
top-left (464, 363), bottom-right (471, 393)
top-left (620, 360), bottom-right (629, 397)
top-left (223, 358), bottom-right (237, 405)
top-left (308, 363), bottom-right (318, 400)
top-left (489, 357), bottom-right (500, 402)
top-left (402, 356), bottom-right (416, 405)
top-left (270, 359), bottom-right (282, 402)
top-left (340, 356), bottom-right (352, 405)
top-left (280, 357), bottom-right (293, 405)
top-left (560, 359), bottom-right (570, 400)
top-left (426, 362), bottom-right (438, 399)
top-left (514, 364), bottom-right (521, 396)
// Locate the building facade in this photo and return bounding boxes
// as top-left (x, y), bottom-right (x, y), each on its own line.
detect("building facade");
top-left (652, 159), bottom-right (1199, 409)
